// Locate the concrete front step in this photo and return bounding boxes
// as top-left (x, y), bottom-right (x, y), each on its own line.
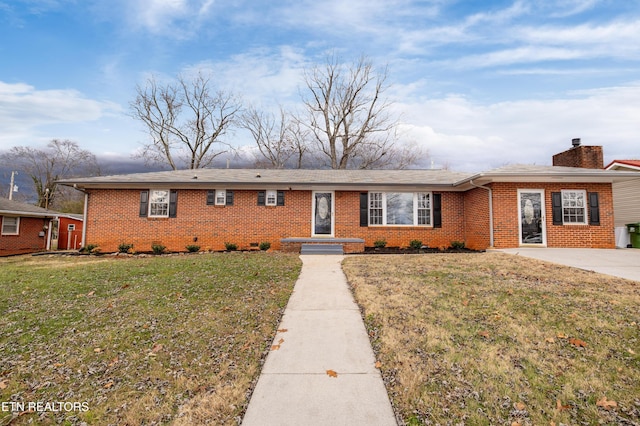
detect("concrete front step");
top-left (300, 244), bottom-right (344, 255)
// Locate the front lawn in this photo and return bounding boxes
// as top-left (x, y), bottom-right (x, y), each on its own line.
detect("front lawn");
top-left (343, 253), bottom-right (640, 425)
top-left (0, 252), bottom-right (301, 425)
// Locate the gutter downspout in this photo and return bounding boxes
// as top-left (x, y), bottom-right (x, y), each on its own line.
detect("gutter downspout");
top-left (469, 179), bottom-right (494, 248)
top-left (81, 191), bottom-right (88, 249)
top-left (72, 184), bottom-right (89, 249)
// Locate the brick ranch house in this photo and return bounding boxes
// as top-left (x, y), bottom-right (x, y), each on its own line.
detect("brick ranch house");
top-left (58, 160), bottom-right (638, 254)
top-left (0, 198), bottom-right (83, 256)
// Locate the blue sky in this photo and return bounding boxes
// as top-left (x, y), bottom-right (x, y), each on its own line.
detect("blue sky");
top-left (1, 0), bottom-right (639, 172)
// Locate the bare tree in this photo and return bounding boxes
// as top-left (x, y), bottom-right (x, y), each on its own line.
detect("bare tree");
top-left (242, 106), bottom-right (309, 168)
top-left (0, 139), bottom-right (99, 211)
top-left (130, 72), bottom-right (242, 170)
top-left (300, 55), bottom-right (413, 169)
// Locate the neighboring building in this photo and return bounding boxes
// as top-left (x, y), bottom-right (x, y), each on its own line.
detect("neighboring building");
top-left (58, 162), bottom-right (638, 254)
top-left (605, 159), bottom-right (640, 248)
top-left (54, 214), bottom-right (84, 250)
top-left (0, 198), bottom-right (84, 256)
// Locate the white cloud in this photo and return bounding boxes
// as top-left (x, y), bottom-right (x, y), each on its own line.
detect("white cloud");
top-left (0, 81), bottom-right (120, 148)
top-left (106, 0), bottom-right (217, 37)
top-left (540, 0), bottom-right (601, 18)
top-left (396, 82), bottom-right (640, 171)
top-left (183, 47), bottom-right (308, 106)
top-left (518, 20), bottom-right (640, 48)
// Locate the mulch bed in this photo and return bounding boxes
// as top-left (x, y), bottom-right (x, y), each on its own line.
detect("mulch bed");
top-left (362, 247), bottom-right (481, 254)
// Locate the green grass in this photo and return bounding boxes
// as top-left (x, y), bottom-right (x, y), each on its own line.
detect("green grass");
top-left (343, 253), bottom-right (640, 425)
top-left (0, 252), bottom-right (301, 425)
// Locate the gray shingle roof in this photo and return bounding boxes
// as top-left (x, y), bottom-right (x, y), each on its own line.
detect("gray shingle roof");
top-left (0, 198), bottom-right (56, 217)
top-left (58, 168), bottom-right (475, 189)
top-left (57, 165), bottom-right (640, 191)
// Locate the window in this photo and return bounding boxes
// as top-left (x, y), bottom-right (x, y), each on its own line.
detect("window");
top-left (68, 224), bottom-right (75, 231)
top-left (258, 190), bottom-right (284, 206)
top-left (368, 192), bottom-right (432, 226)
top-left (266, 190), bottom-right (277, 206)
top-left (1, 217), bottom-right (19, 235)
top-left (561, 190), bottom-right (587, 224)
top-left (207, 190), bottom-right (233, 206)
top-left (215, 190), bottom-right (226, 206)
top-left (369, 192), bottom-right (383, 225)
top-left (417, 193), bottom-right (431, 225)
top-left (149, 190), bottom-right (170, 217)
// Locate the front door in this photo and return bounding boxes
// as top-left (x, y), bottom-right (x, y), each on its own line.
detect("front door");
top-left (518, 190), bottom-right (546, 246)
top-left (312, 191), bottom-right (334, 236)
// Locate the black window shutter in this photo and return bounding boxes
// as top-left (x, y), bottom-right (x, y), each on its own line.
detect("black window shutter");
top-left (206, 190), bottom-right (215, 205)
top-left (433, 193), bottom-right (442, 228)
top-left (277, 191), bottom-right (285, 206)
top-left (552, 192), bottom-right (563, 225)
top-left (169, 190), bottom-right (178, 218)
top-left (359, 193), bottom-right (368, 227)
top-left (257, 191), bottom-right (266, 206)
top-left (588, 192), bottom-right (600, 225)
top-left (226, 190), bottom-right (234, 206)
top-left (139, 191), bottom-right (149, 217)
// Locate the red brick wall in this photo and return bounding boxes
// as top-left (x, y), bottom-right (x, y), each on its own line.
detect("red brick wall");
top-left (86, 189), bottom-right (311, 253)
top-left (84, 184), bottom-right (615, 253)
top-left (85, 189), bottom-right (466, 252)
top-left (490, 182), bottom-right (615, 248)
top-left (0, 216), bottom-right (49, 256)
top-left (463, 188), bottom-right (491, 250)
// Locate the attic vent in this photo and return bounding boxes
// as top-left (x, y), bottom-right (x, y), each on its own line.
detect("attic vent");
top-left (572, 138), bottom-right (581, 147)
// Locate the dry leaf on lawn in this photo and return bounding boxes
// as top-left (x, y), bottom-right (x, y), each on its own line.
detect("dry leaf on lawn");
top-left (569, 338), bottom-right (587, 348)
top-left (477, 330), bottom-right (490, 338)
top-left (270, 344), bottom-right (280, 351)
top-left (556, 399), bottom-right (570, 411)
top-left (0, 380), bottom-right (7, 390)
top-left (545, 337), bottom-right (555, 343)
top-left (596, 396), bottom-right (617, 410)
top-left (375, 361), bottom-right (382, 369)
top-left (557, 332), bottom-right (568, 339)
top-left (515, 402), bottom-right (526, 410)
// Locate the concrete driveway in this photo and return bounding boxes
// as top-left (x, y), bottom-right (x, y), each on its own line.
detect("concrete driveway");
top-left (496, 248), bottom-right (640, 282)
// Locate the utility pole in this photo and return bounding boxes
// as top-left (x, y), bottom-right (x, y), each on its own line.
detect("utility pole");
top-left (9, 171), bottom-right (17, 200)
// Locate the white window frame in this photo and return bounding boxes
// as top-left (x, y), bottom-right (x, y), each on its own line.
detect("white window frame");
top-left (149, 189), bottom-right (170, 218)
top-left (368, 192), bottom-right (432, 227)
top-left (265, 190), bottom-right (277, 206)
top-left (561, 189), bottom-right (587, 225)
top-left (1, 216), bottom-right (20, 235)
top-left (215, 190), bottom-right (226, 206)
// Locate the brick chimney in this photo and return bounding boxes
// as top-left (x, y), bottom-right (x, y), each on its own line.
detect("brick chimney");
top-left (552, 138), bottom-right (604, 169)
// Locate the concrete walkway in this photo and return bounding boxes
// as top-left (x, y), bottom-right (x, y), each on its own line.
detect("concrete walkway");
top-left (497, 248), bottom-right (640, 282)
top-left (242, 255), bottom-right (396, 426)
